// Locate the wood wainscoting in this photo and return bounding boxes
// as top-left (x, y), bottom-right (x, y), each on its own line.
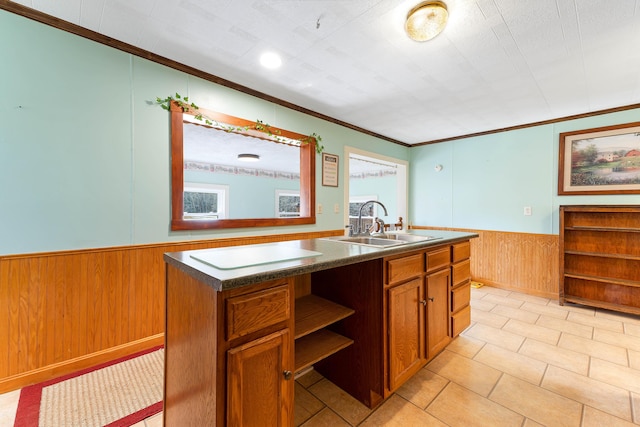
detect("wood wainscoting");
top-left (411, 226), bottom-right (559, 299)
top-left (0, 230), bottom-right (342, 393)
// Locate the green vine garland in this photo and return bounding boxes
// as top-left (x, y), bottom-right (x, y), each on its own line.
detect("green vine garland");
top-left (156, 93), bottom-right (324, 153)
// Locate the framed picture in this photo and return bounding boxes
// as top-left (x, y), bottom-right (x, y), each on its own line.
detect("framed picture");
top-left (322, 153), bottom-right (339, 187)
top-left (558, 122), bottom-right (640, 195)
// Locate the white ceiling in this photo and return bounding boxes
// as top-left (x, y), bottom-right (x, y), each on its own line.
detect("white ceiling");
top-left (9, 0), bottom-right (640, 145)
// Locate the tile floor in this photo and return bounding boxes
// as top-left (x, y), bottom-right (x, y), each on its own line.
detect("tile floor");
top-left (2, 285), bottom-right (639, 426)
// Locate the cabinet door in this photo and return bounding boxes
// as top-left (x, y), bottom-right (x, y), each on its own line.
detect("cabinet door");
top-left (227, 329), bottom-right (293, 427)
top-left (388, 278), bottom-right (425, 391)
top-left (426, 268), bottom-right (451, 358)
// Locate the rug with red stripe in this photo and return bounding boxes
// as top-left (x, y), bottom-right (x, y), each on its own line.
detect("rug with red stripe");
top-left (13, 346), bottom-right (163, 427)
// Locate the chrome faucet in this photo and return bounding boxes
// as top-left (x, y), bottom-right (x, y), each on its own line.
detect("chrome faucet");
top-left (354, 200), bottom-right (388, 237)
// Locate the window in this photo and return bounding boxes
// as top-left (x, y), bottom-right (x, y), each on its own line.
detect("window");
top-left (183, 183), bottom-right (229, 220)
top-left (348, 195), bottom-right (378, 231)
top-left (276, 190), bottom-right (300, 218)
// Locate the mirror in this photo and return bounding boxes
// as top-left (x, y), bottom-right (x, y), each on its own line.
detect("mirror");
top-left (170, 102), bottom-right (316, 230)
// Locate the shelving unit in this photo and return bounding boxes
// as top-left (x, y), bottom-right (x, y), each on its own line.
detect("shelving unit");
top-left (294, 294), bottom-right (354, 373)
top-left (559, 205), bottom-right (640, 315)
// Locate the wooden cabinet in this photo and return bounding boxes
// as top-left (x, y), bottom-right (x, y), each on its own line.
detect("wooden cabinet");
top-left (387, 277), bottom-right (424, 390)
top-left (560, 205), bottom-right (640, 315)
top-left (451, 241), bottom-right (471, 336)
top-left (164, 269), bottom-right (295, 427)
top-left (227, 329), bottom-right (292, 426)
top-left (384, 245), bottom-right (453, 393)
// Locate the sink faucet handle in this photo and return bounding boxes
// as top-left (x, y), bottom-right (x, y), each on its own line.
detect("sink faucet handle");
top-left (345, 224), bottom-right (354, 237)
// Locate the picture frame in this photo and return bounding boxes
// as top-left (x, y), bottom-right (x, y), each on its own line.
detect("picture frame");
top-left (558, 122), bottom-right (640, 195)
top-left (322, 153), bottom-right (339, 187)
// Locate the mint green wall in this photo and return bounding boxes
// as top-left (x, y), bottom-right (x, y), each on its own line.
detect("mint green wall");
top-left (410, 108), bottom-right (640, 234)
top-left (0, 10), bottom-right (409, 255)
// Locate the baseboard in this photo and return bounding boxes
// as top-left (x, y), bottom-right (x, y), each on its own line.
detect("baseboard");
top-left (472, 278), bottom-right (557, 300)
top-left (0, 333), bottom-right (164, 394)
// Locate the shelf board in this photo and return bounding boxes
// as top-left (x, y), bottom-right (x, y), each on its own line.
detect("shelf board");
top-left (564, 273), bottom-right (640, 288)
top-left (294, 329), bottom-right (353, 373)
top-left (295, 294), bottom-right (355, 339)
top-left (565, 226), bottom-right (640, 233)
top-left (563, 295), bottom-right (640, 316)
top-left (564, 250), bottom-right (640, 261)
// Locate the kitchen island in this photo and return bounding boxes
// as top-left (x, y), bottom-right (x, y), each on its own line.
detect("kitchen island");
top-left (163, 230), bottom-right (477, 426)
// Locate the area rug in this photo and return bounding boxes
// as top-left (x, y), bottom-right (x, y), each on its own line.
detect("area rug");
top-left (13, 346), bottom-right (164, 427)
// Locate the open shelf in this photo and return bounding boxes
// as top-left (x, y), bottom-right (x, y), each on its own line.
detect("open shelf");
top-left (295, 294), bottom-right (355, 339)
top-left (294, 329), bottom-right (354, 373)
top-left (560, 205), bottom-right (640, 314)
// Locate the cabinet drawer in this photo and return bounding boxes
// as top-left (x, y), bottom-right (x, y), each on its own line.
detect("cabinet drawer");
top-left (451, 305), bottom-right (471, 337)
top-left (226, 284), bottom-right (290, 340)
top-left (387, 254), bottom-right (424, 285)
top-left (452, 241), bottom-right (470, 263)
top-left (452, 259), bottom-right (471, 287)
top-left (451, 282), bottom-right (471, 313)
top-left (426, 248), bottom-right (450, 273)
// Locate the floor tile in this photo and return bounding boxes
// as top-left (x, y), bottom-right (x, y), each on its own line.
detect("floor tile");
top-left (426, 350), bottom-right (502, 397)
top-left (360, 395), bottom-right (447, 427)
top-left (482, 293), bottom-right (524, 308)
top-left (470, 307), bottom-right (509, 328)
top-left (625, 322), bottom-right (640, 337)
top-left (427, 382), bottom-right (524, 427)
top-left (582, 405), bottom-right (638, 427)
top-left (541, 365), bottom-right (633, 421)
top-left (523, 419), bottom-right (545, 427)
top-left (632, 392), bottom-right (640, 424)
top-left (594, 328), bottom-right (640, 353)
top-left (630, 350), bottom-right (640, 371)
top-left (567, 311), bottom-right (624, 332)
top-left (300, 407), bottom-right (350, 427)
top-left (489, 374), bottom-right (583, 427)
top-left (475, 286), bottom-right (511, 297)
top-left (395, 367), bottom-right (449, 409)
top-left (520, 301), bottom-right (569, 319)
top-left (296, 368), bottom-right (324, 388)
top-left (295, 382), bottom-right (325, 426)
top-left (589, 358), bottom-right (640, 394)
top-left (535, 314), bottom-right (593, 339)
top-left (307, 379), bottom-right (372, 425)
top-left (595, 309), bottom-right (640, 325)
top-left (0, 389), bottom-right (20, 427)
top-left (558, 333), bottom-right (628, 366)
top-left (462, 323), bottom-right (524, 352)
top-left (503, 318), bottom-right (561, 345)
top-left (469, 298), bottom-right (497, 312)
top-left (554, 301), bottom-right (596, 316)
top-left (144, 412), bottom-right (163, 427)
top-left (505, 292), bottom-right (550, 306)
top-left (473, 343), bottom-right (547, 385)
top-left (491, 304), bottom-right (540, 323)
top-left (518, 338), bottom-right (589, 375)
top-left (443, 335), bottom-right (485, 359)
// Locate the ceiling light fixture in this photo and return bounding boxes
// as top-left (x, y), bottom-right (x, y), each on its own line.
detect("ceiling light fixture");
top-left (259, 52), bottom-right (282, 69)
top-left (237, 153), bottom-right (260, 162)
top-left (405, 1), bottom-right (448, 42)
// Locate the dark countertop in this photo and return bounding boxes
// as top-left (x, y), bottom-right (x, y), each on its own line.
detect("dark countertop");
top-left (164, 229), bottom-right (478, 291)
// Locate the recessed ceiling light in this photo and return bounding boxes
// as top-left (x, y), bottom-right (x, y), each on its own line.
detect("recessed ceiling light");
top-left (260, 52), bottom-right (282, 69)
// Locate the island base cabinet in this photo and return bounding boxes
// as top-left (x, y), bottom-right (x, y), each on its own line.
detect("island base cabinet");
top-left (387, 278), bottom-right (425, 391)
top-left (164, 264), bottom-right (294, 426)
top-left (227, 329), bottom-right (293, 427)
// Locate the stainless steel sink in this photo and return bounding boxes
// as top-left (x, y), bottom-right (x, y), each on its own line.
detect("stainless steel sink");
top-left (324, 233), bottom-right (441, 247)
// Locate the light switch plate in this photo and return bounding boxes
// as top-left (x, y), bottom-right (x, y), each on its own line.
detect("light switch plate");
top-left (524, 206), bottom-right (532, 216)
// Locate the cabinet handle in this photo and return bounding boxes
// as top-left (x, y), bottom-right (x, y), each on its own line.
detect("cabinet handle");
top-left (283, 370), bottom-right (293, 380)
top-left (420, 300), bottom-right (427, 306)
top-left (428, 297), bottom-right (434, 302)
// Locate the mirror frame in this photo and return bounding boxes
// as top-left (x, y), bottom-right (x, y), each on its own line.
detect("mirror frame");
top-left (170, 101), bottom-right (316, 230)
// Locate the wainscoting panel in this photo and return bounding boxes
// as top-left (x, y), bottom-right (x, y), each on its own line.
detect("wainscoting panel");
top-left (412, 226), bottom-right (559, 299)
top-left (0, 230), bottom-right (341, 392)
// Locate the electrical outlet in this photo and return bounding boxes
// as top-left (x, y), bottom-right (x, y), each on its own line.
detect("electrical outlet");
top-left (334, 203), bottom-right (340, 213)
top-left (524, 206), bottom-right (532, 216)
top-left (317, 203), bottom-right (323, 214)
